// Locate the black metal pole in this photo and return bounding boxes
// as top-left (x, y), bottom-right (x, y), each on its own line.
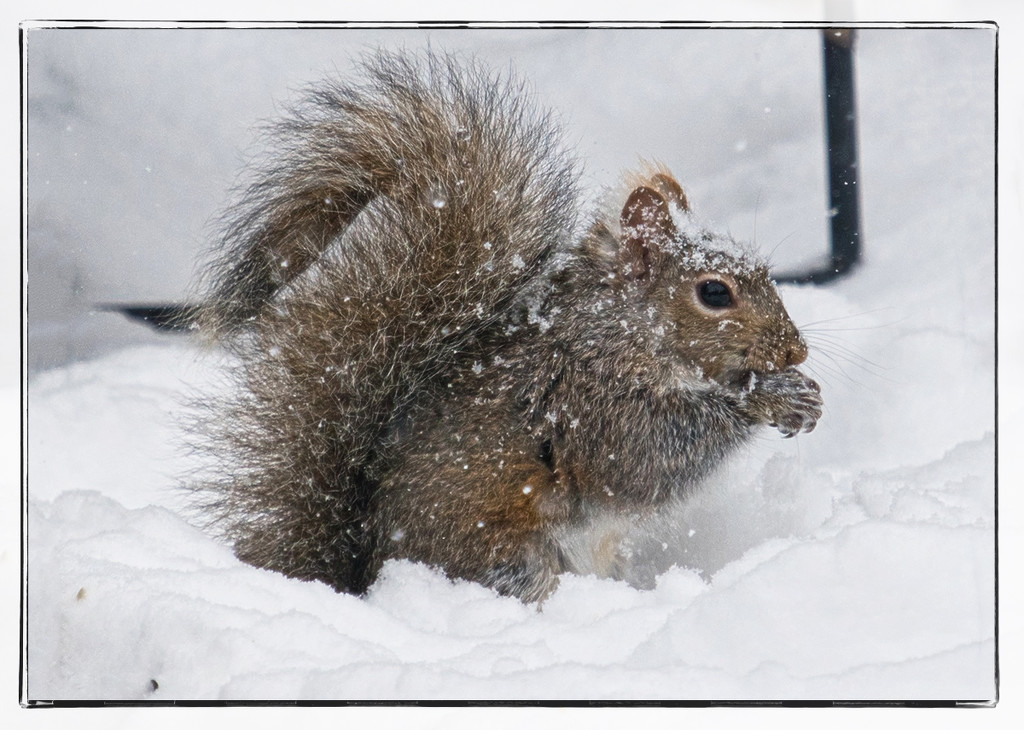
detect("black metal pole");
top-left (823, 28), bottom-right (862, 277)
top-left (776, 27), bottom-right (862, 284)
top-left (99, 303), bottom-right (200, 332)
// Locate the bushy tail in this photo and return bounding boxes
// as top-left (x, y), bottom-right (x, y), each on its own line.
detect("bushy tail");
top-left (201, 50), bottom-right (576, 336)
top-left (192, 51), bottom-right (578, 593)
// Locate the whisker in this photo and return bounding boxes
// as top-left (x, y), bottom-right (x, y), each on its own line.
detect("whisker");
top-left (805, 340), bottom-right (896, 385)
top-left (797, 307), bottom-right (899, 330)
top-left (807, 348), bottom-right (859, 377)
top-left (764, 230), bottom-right (804, 266)
top-left (808, 354), bottom-right (861, 385)
top-left (809, 336), bottom-right (887, 369)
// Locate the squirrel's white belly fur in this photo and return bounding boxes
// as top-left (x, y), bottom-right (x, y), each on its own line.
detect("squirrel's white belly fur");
top-left (554, 509), bottom-right (639, 581)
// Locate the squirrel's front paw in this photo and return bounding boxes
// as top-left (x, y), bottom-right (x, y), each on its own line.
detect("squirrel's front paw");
top-left (745, 369), bottom-right (823, 438)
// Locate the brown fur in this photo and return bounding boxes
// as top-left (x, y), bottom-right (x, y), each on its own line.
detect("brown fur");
top-left (190, 51), bottom-right (822, 602)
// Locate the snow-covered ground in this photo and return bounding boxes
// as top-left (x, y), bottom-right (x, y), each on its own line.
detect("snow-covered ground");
top-left (20, 22), bottom-right (1004, 706)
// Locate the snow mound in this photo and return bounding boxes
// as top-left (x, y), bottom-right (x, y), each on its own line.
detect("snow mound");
top-left (25, 344), bottom-right (994, 701)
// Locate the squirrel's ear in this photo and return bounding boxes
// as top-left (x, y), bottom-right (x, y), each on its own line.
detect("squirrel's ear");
top-left (649, 172), bottom-right (690, 213)
top-left (619, 185), bottom-right (675, 282)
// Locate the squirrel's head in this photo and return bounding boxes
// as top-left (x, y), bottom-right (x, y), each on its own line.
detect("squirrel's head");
top-left (596, 168), bottom-right (808, 390)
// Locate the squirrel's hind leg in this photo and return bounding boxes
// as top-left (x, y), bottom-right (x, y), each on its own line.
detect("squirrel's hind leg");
top-left (371, 410), bottom-right (571, 603)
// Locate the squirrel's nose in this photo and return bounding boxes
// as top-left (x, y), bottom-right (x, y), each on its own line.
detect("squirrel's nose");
top-left (786, 337), bottom-right (808, 367)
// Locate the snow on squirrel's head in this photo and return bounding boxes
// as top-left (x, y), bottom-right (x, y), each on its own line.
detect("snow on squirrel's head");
top-left (591, 165), bottom-right (809, 389)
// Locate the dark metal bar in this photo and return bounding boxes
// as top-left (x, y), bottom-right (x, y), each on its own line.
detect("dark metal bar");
top-left (775, 27), bottom-right (863, 285)
top-left (99, 303), bottom-right (200, 332)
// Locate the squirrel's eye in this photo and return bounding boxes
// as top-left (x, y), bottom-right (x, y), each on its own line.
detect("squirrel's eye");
top-left (698, 280), bottom-right (733, 308)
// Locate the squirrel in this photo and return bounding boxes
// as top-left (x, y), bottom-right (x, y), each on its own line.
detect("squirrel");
top-left (191, 50), bottom-right (822, 603)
